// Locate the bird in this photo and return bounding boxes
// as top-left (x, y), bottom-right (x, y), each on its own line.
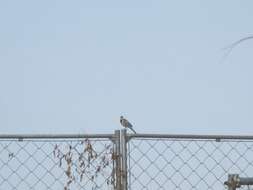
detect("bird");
top-left (120, 116), bottom-right (137, 134)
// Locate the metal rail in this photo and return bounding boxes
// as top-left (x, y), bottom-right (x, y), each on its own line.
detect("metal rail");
top-left (1, 133), bottom-right (253, 140)
top-left (0, 133), bottom-right (114, 139)
top-left (224, 174), bottom-right (253, 190)
top-left (127, 133), bottom-right (253, 140)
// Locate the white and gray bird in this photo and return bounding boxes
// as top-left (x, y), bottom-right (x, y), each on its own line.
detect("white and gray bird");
top-left (120, 116), bottom-right (137, 134)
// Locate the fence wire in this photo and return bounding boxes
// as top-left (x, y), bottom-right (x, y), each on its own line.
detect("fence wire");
top-left (0, 137), bottom-right (115, 190)
top-left (128, 137), bottom-right (253, 190)
top-left (1, 133), bottom-right (253, 190)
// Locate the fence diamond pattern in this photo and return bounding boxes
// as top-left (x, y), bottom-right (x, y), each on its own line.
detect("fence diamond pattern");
top-left (1, 133), bottom-right (253, 190)
top-left (128, 138), bottom-right (253, 190)
top-left (0, 138), bottom-right (114, 190)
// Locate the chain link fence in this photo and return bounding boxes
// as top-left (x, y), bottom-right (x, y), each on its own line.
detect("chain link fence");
top-left (1, 131), bottom-right (253, 190)
top-left (128, 134), bottom-right (253, 190)
top-left (0, 134), bottom-right (115, 190)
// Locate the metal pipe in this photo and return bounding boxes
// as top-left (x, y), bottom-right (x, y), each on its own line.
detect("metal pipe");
top-left (0, 134), bottom-right (114, 139)
top-left (115, 130), bottom-right (121, 190)
top-left (121, 129), bottom-right (128, 190)
top-left (127, 133), bottom-right (253, 140)
top-left (239, 177), bottom-right (253, 185)
top-left (224, 174), bottom-right (253, 190)
top-left (1, 133), bottom-right (253, 140)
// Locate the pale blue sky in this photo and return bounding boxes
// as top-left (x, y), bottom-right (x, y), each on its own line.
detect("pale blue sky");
top-left (0, 0), bottom-right (253, 134)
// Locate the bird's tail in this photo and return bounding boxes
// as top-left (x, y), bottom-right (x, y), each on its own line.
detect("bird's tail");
top-left (129, 127), bottom-right (137, 134)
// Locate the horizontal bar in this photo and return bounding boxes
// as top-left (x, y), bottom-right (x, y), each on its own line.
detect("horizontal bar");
top-left (1, 132), bottom-right (253, 140)
top-left (224, 174), bottom-right (253, 189)
top-left (239, 177), bottom-right (253, 185)
top-left (0, 134), bottom-right (114, 139)
top-left (127, 133), bottom-right (253, 140)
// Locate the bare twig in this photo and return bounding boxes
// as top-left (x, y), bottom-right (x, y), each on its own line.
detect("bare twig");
top-left (53, 140), bottom-right (114, 190)
top-left (221, 35), bottom-right (253, 63)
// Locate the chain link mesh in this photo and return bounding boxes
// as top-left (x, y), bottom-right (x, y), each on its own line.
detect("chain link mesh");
top-left (1, 134), bottom-right (253, 190)
top-left (128, 138), bottom-right (253, 190)
top-left (0, 138), bottom-right (115, 190)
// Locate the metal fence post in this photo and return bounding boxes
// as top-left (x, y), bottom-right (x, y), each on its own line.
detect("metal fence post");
top-left (114, 129), bottom-right (128, 190)
top-left (121, 129), bottom-right (128, 190)
top-left (224, 174), bottom-right (253, 190)
top-left (115, 130), bottom-right (121, 190)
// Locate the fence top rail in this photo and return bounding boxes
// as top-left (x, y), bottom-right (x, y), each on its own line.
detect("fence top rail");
top-left (1, 132), bottom-right (253, 140)
top-left (0, 134), bottom-right (114, 139)
top-left (127, 133), bottom-right (253, 140)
